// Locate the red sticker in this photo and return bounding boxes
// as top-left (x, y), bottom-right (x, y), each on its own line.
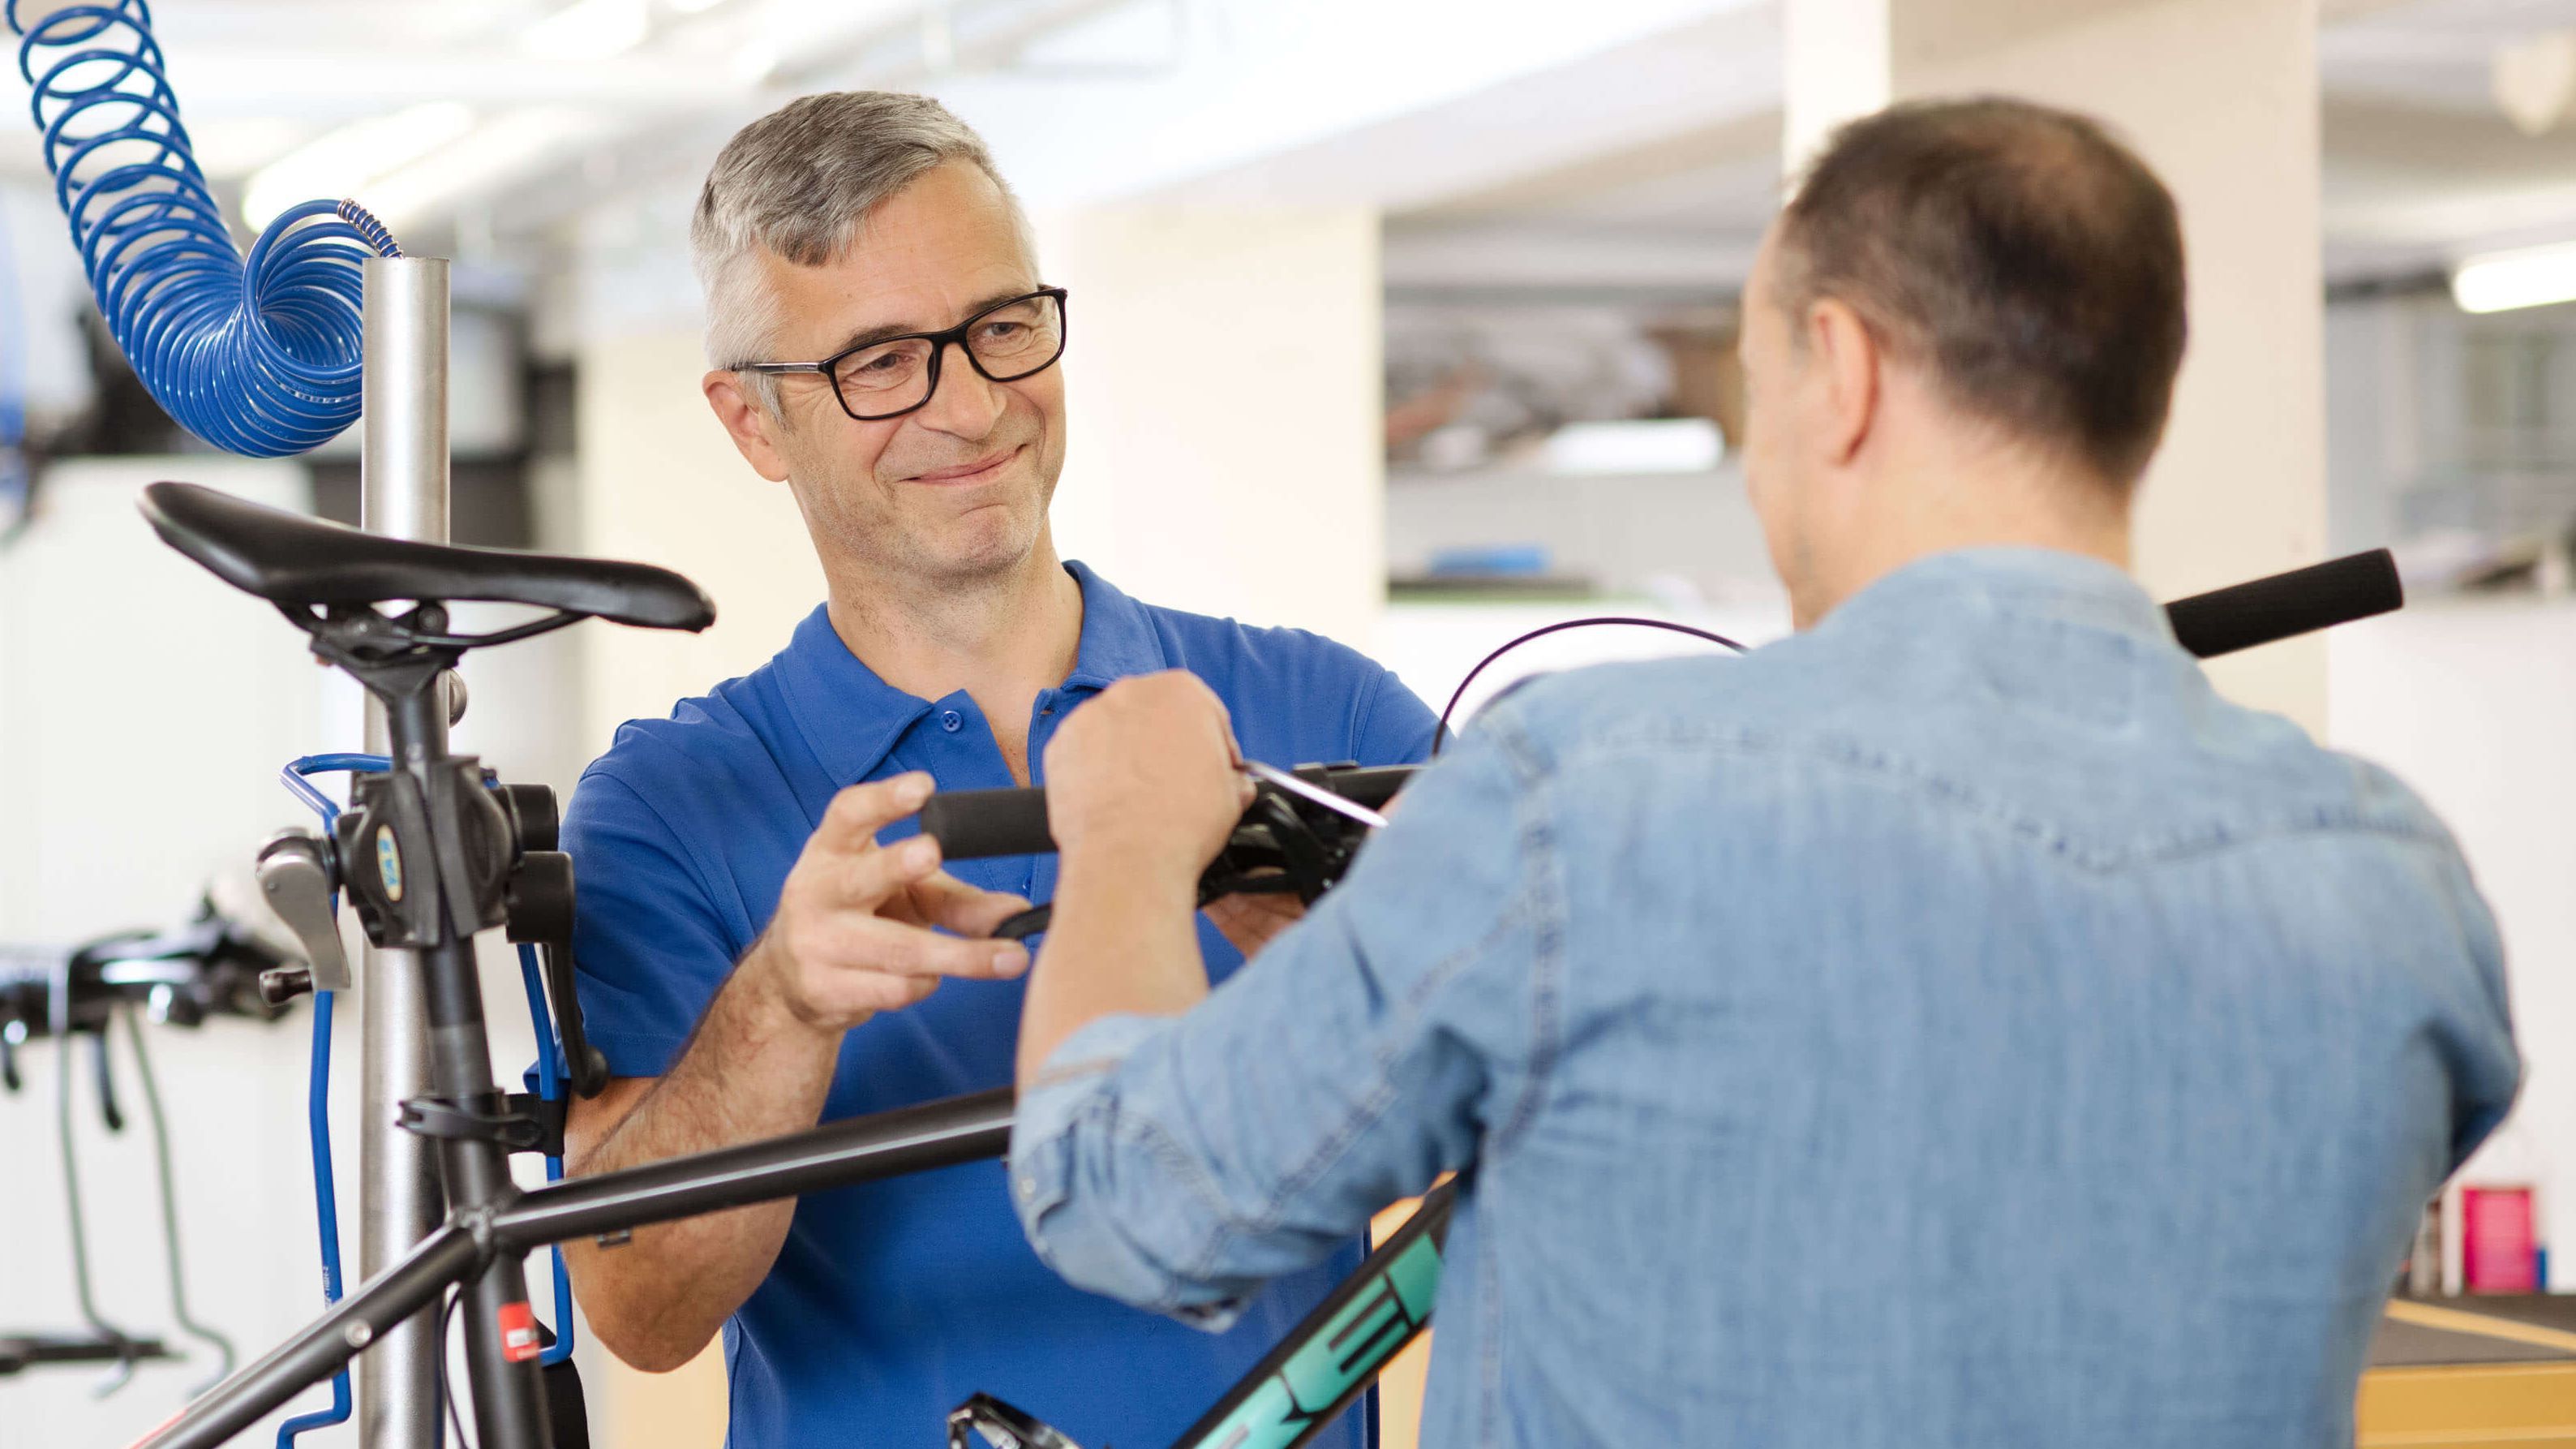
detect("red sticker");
top-left (498, 1301), bottom-right (542, 1363)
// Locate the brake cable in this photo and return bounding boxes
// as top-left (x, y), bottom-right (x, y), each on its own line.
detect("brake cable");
top-left (1432, 616), bottom-right (1750, 755)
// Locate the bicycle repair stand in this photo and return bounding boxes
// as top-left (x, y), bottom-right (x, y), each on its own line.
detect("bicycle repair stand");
top-left (241, 278), bottom-right (616, 1445)
top-left (253, 583), bottom-right (601, 1447)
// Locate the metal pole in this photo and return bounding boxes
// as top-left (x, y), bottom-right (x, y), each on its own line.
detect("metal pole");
top-left (358, 255), bottom-right (449, 1449)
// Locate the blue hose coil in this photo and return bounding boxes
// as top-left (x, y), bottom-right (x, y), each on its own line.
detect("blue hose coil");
top-left (7, 0), bottom-right (402, 458)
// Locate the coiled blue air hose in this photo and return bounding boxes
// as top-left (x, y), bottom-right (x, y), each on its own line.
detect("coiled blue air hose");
top-left (7, 0), bottom-right (403, 458)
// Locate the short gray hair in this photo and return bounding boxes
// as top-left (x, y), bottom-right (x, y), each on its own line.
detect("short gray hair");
top-left (691, 92), bottom-right (1032, 393)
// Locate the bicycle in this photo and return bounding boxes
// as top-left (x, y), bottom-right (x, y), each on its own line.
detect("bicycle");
top-left (123, 477), bottom-right (2399, 1449)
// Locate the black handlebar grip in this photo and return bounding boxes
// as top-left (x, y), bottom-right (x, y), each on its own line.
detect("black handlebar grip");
top-left (921, 787), bottom-right (1057, 860)
top-left (2162, 548), bottom-right (2402, 660)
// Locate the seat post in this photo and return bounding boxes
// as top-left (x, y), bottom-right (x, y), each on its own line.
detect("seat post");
top-left (357, 253), bottom-right (453, 1449)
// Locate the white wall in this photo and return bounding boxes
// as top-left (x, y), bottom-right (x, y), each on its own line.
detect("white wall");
top-left (2329, 597), bottom-right (2576, 1289)
top-left (0, 460), bottom-right (603, 1446)
top-left (571, 329), bottom-right (826, 758)
top-left (1040, 204), bottom-right (1389, 649)
top-left (0, 459), bottom-right (333, 1447)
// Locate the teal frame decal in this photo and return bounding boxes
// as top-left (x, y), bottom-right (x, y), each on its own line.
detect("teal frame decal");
top-left (1170, 1180), bottom-right (1458, 1449)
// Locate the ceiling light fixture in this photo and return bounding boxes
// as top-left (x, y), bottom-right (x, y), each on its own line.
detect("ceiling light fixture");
top-left (2451, 240), bottom-right (2576, 314)
top-left (240, 102), bottom-right (477, 231)
top-left (526, 0), bottom-right (651, 61)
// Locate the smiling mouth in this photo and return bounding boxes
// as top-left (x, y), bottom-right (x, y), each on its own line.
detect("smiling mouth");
top-left (908, 445), bottom-right (1021, 485)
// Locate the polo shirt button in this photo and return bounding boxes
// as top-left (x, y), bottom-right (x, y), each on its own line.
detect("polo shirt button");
top-left (939, 710), bottom-right (964, 733)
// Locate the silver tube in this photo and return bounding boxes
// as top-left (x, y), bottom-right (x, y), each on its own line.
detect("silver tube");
top-left (357, 256), bottom-right (449, 1449)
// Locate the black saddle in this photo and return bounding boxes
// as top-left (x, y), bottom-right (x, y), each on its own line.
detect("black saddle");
top-left (139, 481), bottom-right (714, 632)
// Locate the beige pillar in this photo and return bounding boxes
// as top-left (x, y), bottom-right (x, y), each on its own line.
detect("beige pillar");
top-left (1037, 205), bottom-right (1389, 653)
top-left (573, 330), bottom-right (827, 755)
top-left (565, 329), bottom-right (791, 1449)
top-left (1784, 0), bottom-right (2330, 735)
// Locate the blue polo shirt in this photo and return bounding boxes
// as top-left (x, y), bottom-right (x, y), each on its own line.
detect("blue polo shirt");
top-left (560, 560), bottom-right (1438, 1449)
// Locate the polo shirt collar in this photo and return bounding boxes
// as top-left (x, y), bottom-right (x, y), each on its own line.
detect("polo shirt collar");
top-left (775, 560), bottom-right (1170, 786)
top-left (1059, 559), bottom-right (1168, 690)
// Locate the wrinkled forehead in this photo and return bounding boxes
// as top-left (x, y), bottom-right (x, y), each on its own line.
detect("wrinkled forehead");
top-left (839, 160), bottom-right (1036, 269)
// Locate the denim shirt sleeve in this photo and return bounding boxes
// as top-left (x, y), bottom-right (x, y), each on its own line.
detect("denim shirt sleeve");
top-left (1011, 729), bottom-right (1547, 1329)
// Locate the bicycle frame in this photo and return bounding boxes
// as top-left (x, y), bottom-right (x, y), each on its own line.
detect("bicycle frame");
top-left (139, 1080), bottom-right (1442, 1449)
top-left (132, 629), bottom-right (1436, 1449)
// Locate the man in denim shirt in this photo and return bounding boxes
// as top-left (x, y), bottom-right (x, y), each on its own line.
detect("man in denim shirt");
top-left (1003, 99), bottom-right (2522, 1447)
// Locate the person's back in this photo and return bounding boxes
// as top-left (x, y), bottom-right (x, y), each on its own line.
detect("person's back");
top-left (1432, 546), bottom-right (2517, 1445)
top-left (1000, 97), bottom-right (2524, 1449)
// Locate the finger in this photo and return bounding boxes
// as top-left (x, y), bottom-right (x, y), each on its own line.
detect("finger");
top-left (826, 830), bottom-right (945, 912)
top-left (843, 914), bottom-right (1032, 981)
top-left (812, 772), bottom-right (937, 854)
top-left (788, 957), bottom-right (941, 1021)
top-left (905, 871), bottom-right (1034, 938)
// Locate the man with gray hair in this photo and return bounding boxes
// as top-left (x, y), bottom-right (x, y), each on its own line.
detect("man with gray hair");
top-left (554, 92), bottom-right (1432, 1447)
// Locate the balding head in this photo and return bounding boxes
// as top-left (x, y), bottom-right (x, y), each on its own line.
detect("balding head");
top-left (1772, 97), bottom-right (2187, 485)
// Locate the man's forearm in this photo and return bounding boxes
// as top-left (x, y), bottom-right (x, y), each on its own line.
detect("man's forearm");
top-left (563, 940), bottom-right (844, 1370)
top-left (1015, 855), bottom-right (1209, 1086)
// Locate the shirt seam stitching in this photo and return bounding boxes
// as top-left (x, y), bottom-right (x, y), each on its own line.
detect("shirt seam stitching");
top-left (1346, 666), bottom-right (1389, 761)
top-left (1543, 726), bottom-right (2455, 869)
top-left (579, 761), bottom-right (748, 953)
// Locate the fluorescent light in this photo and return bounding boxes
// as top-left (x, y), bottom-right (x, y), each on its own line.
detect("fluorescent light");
top-left (668, 0), bottom-right (729, 12)
top-left (359, 107), bottom-right (616, 228)
top-left (2452, 240), bottom-right (2576, 313)
top-left (1541, 419), bottom-right (1724, 475)
top-left (526, 0), bottom-right (650, 61)
top-left (728, 33), bottom-right (781, 83)
top-left (241, 102), bottom-right (477, 231)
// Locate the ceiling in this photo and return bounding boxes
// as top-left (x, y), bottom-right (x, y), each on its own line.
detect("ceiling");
top-left (1380, 0), bottom-right (2576, 298)
top-left (8, 0), bottom-right (2576, 311)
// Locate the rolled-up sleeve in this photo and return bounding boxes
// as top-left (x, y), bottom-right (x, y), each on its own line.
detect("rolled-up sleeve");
top-left (1010, 728), bottom-right (1551, 1327)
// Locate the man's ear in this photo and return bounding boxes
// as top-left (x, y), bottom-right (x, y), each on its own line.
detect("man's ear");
top-left (703, 370), bottom-right (792, 483)
top-left (1805, 299), bottom-right (1881, 468)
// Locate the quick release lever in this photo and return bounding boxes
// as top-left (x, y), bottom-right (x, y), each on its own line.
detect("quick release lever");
top-left (256, 832), bottom-right (350, 993)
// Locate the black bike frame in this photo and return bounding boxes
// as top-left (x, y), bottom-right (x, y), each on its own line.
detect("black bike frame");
top-left (135, 1086), bottom-right (1018, 1449)
top-left (132, 666), bottom-right (1423, 1449)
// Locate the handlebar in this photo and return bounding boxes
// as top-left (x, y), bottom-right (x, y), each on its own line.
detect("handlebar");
top-left (922, 550), bottom-right (2402, 863)
top-left (923, 763), bottom-right (1412, 862)
top-left (2161, 548), bottom-right (2399, 660)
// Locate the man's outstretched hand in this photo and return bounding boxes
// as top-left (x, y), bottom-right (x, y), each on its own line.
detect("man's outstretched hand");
top-left (1042, 671), bottom-right (1256, 884)
top-left (749, 771), bottom-right (1033, 1037)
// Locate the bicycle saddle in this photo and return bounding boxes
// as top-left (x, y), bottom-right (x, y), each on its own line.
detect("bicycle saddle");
top-left (140, 481), bottom-right (715, 631)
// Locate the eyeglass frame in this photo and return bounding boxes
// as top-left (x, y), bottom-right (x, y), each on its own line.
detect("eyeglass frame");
top-left (734, 286), bottom-right (1071, 423)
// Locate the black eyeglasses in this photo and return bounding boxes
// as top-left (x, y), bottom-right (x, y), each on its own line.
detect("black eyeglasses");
top-left (738, 287), bottom-right (1070, 422)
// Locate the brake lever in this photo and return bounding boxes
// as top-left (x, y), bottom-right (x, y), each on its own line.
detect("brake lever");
top-left (987, 772), bottom-right (1378, 943)
top-left (1241, 760), bottom-right (1389, 829)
